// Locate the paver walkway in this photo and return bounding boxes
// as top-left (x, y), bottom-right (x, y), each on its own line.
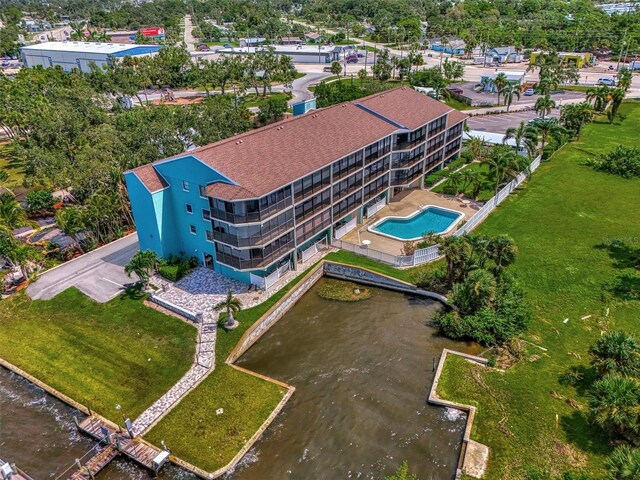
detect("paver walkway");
top-left (131, 246), bottom-right (335, 436)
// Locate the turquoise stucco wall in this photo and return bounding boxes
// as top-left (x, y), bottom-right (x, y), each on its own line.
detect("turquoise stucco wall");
top-left (126, 155), bottom-right (237, 265)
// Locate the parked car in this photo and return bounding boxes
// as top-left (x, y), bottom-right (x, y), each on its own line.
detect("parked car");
top-left (523, 88), bottom-right (535, 96)
top-left (223, 43), bottom-right (232, 48)
top-left (323, 65), bottom-right (333, 72)
top-left (1, 61), bottom-right (9, 67)
top-left (345, 54), bottom-right (359, 63)
top-left (356, 52), bottom-right (366, 58)
top-left (446, 87), bottom-right (464, 94)
top-left (597, 77), bottom-right (616, 86)
top-left (196, 44), bottom-right (210, 51)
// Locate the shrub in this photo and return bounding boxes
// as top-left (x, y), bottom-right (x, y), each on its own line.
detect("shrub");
top-left (424, 169), bottom-right (449, 187)
top-left (157, 254), bottom-right (197, 282)
top-left (604, 445), bottom-right (640, 480)
top-left (586, 145), bottom-right (640, 178)
top-left (588, 373), bottom-right (640, 443)
top-left (25, 189), bottom-right (56, 214)
top-left (589, 331), bottom-right (640, 377)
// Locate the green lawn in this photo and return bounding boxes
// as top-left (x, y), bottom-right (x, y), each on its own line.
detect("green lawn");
top-left (437, 102), bottom-right (640, 478)
top-left (0, 288), bottom-right (196, 421)
top-left (145, 264), bottom-right (320, 472)
top-left (432, 162), bottom-right (496, 202)
top-left (239, 92), bottom-right (292, 108)
top-left (445, 97), bottom-right (474, 111)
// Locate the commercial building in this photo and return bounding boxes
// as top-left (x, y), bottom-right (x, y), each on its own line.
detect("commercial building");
top-left (125, 88), bottom-right (467, 286)
top-left (599, 2), bottom-right (638, 14)
top-left (486, 46), bottom-right (524, 64)
top-left (530, 51), bottom-right (593, 68)
top-left (20, 41), bottom-right (163, 72)
top-left (480, 71), bottom-right (526, 92)
top-left (218, 44), bottom-right (357, 63)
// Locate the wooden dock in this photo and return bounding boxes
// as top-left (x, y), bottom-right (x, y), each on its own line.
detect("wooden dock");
top-left (68, 415), bottom-right (169, 479)
top-left (0, 458), bottom-right (35, 480)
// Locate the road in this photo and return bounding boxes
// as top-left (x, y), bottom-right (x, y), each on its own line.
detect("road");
top-left (290, 72), bottom-right (331, 103)
top-left (27, 234), bottom-right (140, 303)
top-left (183, 15), bottom-right (196, 52)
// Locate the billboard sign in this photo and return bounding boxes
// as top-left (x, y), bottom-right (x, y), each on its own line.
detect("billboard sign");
top-left (140, 27), bottom-right (165, 38)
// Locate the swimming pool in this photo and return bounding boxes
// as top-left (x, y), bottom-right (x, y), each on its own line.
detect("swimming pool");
top-left (369, 206), bottom-right (463, 241)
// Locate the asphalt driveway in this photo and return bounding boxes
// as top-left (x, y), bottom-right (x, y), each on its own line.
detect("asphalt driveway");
top-left (27, 234), bottom-right (140, 303)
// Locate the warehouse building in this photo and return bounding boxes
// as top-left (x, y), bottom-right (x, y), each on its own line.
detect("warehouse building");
top-left (218, 44), bottom-right (356, 63)
top-left (20, 41), bottom-right (163, 72)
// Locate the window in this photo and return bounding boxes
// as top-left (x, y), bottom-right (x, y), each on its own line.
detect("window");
top-left (202, 209), bottom-right (211, 220)
top-left (186, 203), bottom-right (193, 214)
top-left (205, 230), bottom-right (214, 242)
top-left (199, 185), bottom-right (207, 198)
top-left (189, 225), bottom-right (196, 235)
top-left (182, 180), bottom-right (190, 192)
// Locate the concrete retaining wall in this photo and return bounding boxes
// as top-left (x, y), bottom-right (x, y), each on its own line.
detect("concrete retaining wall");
top-left (149, 293), bottom-right (200, 323)
top-left (227, 262), bottom-right (325, 363)
top-left (428, 349), bottom-right (489, 479)
top-left (323, 261), bottom-right (449, 304)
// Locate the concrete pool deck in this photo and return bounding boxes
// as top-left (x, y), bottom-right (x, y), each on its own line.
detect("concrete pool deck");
top-left (342, 189), bottom-right (482, 255)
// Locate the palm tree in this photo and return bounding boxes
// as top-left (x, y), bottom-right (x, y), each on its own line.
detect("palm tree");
top-left (503, 121), bottom-right (538, 153)
top-left (55, 206), bottom-right (87, 252)
top-left (466, 136), bottom-right (488, 163)
top-left (560, 102), bottom-right (594, 138)
top-left (589, 374), bottom-right (640, 442)
top-left (125, 249), bottom-right (159, 288)
top-left (485, 235), bottom-right (518, 275)
top-left (534, 94), bottom-right (556, 119)
top-left (330, 61), bottom-right (342, 78)
top-left (492, 73), bottom-right (508, 106)
top-left (214, 290), bottom-right (242, 328)
top-left (589, 331), bottom-right (640, 377)
top-left (482, 145), bottom-right (528, 197)
top-left (0, 193), bottom-right (33, 229)
top-left (607, 88), bottom-right (625, 124)
top-left (357, 68), bottom-right (367, 86)
top-left (529, 117), bottom-right (564, 156)
top-left (586, 86), bottom-right (611, 112)
top-left (502, 83), bottom-right (520, 111)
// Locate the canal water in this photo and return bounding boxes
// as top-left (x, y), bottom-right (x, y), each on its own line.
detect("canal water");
top-left (233, 279), bottom-right (476, 480)
top-left (0, 280), bottom-right (475, 480)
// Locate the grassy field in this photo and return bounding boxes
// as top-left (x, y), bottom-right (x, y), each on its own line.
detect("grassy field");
top-left (0, 289), bottom-right (196, 421)
top-left (240, 91), bottom-right (292, 108)
top-left (432, 162), bottom-right (496, 201)
top-left (437, 102), bottom-right (640, 478)
top-left (445, 97), bottom-right (475, 111)
top-left (145, 265), bottom-right (320, 472)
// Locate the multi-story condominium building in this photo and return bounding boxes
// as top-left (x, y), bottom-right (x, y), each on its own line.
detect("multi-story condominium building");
top-left (125, 87), bottom-right (467, 285)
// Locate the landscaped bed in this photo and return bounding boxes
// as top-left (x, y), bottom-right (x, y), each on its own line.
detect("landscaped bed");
top-left (0, 288), bottom-right (196, 422)
top-left (316, 278), bottom-right (373, 302)
top-left (431, 162), bottom-right (495, 202)
top-left (436, 103), bottom-right (640, 478)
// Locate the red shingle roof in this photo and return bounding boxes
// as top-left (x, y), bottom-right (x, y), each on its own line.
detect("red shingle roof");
top-left (132, 163), bottom-right (168, 193)
top-left (357, 87), bottom-right (454, 130)
top-left (130, 88), bottom-right (465, 200)
top-left (447, 109), bottom-right (468, 128)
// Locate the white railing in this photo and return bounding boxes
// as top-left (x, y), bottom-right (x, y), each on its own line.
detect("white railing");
top-left (333, 155), bottom-right (542, 268)
top-left (249, 273), bottom-right (266, 289)
top-left (334, 217), bottom-right (357, 240)
top-left (365, 198), bottom-right (386, 218)
top-left (301, 242), bottom-right (318, 264)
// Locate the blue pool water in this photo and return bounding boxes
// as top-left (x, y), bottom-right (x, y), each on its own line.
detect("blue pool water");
top-left (371, 206), bottom-right (462, 240)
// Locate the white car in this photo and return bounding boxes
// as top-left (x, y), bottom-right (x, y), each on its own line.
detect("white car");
top-left (597, 78), bottom-right (616, 87)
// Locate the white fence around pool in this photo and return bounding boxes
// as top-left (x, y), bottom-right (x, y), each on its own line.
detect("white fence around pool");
top-left (333, 155), bottom-right (542, 268)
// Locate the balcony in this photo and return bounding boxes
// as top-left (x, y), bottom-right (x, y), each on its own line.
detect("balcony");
top-left (212, 220), bottom-right (294, 248)
top-left (364, 145), bottom-right (391, 164)
top-left (294, 181), bottom-right (331, 203)
top-left (391, 150), bottom-right (425, 169)
top-left (391, 168), bottom-right (424, 186)
top-left (210, 196), bottom-right (292, 224)
top-left (364, 183), bottom-right (388, 202)
top-left (394, 136), bottom-right (426, 151)
top-left (215, 240), bottom-right (295, 270)
top-left (333, 180), bottom-right (362, 203)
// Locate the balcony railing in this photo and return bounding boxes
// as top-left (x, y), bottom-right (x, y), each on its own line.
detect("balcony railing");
top-left (296, 201), bottom-right (331, 224)
top-left (391, 168), bottom-right (424, 186)
top-left (215, 240), bottom-right (295, 270)
top-left (333, 162), bottom-right (363, 181)
top-left (294, 181), bottom-right (331, 203)
top-left (212, 220), bottom-right (294, 248)
top-left (394, 136), bottom-right (426, 151)
top-left (211, 196), bottom-right (292, 224)
top-left (392, 152), bottom-right (424, 169)
top-left (333, 181), bottom-right (362, 203)
top-left (364, 145), bottom-right (391, 164)
top-left (364, 184), bottom-right (388, 202)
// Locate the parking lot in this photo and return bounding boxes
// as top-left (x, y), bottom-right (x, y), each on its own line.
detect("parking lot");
top-left (467, 110), bottom-right (561, 134)
top-left (455, 81), bottom-right (586, 108)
